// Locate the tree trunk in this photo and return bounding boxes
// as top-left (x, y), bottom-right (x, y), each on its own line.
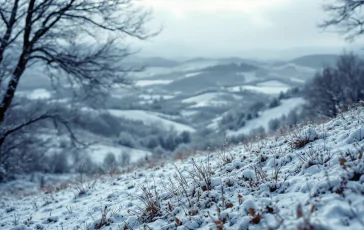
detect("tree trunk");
top-left (0, 54), bottom-right (27, 125)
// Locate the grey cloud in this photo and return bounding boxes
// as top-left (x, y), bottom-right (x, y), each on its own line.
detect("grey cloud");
top-left (136, 0), bottom-right (359, 59)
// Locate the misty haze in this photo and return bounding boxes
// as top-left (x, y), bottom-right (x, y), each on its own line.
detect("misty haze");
top-left (0, 0), bottom-right (363, 229)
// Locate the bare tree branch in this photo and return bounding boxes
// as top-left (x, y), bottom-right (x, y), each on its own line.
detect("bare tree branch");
top-left (0, 0), bottom-right (158, 125)
top-left (320, 0), bottom-right (364, 41)
top-left (0, 0), bottom-right (158, 173)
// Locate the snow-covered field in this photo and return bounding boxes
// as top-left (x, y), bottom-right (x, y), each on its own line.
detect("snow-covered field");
top-left (180, 110), bottom-right (199, 117)
top-left (290, 78), bottom-right (306, 83)
top-left (228, 80), bottom-right (291, 95)
top-left (228, 97), bottom-right (306, 137)
top-left (207, 115), bottom-right (225, 130)
top-left (135, 80), bottom-right (173, 87)
top-left (184, 72), bottom-right (203, 78)
top-left (182, 92), bottom-right (241, 108)
top-left (1, 104), bottom-right (363, 230)
top-left (107, 109), bottom-right (196, 133)
top-left (257, 80), bottom-right (289, 88)
top-left (138, 94), bottom-right (175, 100)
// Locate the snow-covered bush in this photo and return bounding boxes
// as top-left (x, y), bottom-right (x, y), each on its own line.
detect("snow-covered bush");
top-left (118, 151), bottom-right (131, 167)
top-left (269, 118), bottom-right (281, 132)
top-left (49, 152), bottom-right (70, 174)
top-left (288, 126), bottom-right (318, 149)
top-left (103, 152), bottom-right (117, 171)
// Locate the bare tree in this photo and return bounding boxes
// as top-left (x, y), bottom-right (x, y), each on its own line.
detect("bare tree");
top-left (0, 1), bottom-right (157, 153)
top-left (305, 53), bottom-right (364, 117)
top-left (320, 0), bottom-right (364, 41)
top-left (0, 98), bottom-right (85, 175)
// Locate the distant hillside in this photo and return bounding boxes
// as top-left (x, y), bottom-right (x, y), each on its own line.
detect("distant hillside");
top-left (202, 62), bottom-right (259, 73)
top-left (163, 71), bottom-right (246, 93)
top-left (183, 57), bottom-right (263, 66)
top-left (290, 54), bottom-right (339, 69)
top-left (217, 57), bottom-right (264, 66)
top-left (183, 57), bottom-right (214, 63)
top-left (124, 56), bottom-right (180, 68)
top-left (142, 57), bottom-right (180, 67)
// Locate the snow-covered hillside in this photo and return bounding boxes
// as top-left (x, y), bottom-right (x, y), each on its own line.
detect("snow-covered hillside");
top-left (182, 92), bottom-right (242, 108)
top-left (107, 109), bottom-right (195, 133)
top-left (1, 104), bottom-right (363, 230)
top-left (228, 97), bottom-right (306, 137)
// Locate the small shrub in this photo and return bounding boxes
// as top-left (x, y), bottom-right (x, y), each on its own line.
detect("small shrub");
top-left (119, 151), bottom-right (131, 167)
top-left (208, 207), bottom-right (226, 230)
top-left (296, 204), bottom-right (317, 230)
top-left (94, 206), bottom-right (112, 229)
top-left (188, 158), bottom-right (212, 191)
top-left (135, 186), bottom-right (162, 223)
top-left (103, 152), bottom-right (117, 171)
top-left (288, 127), bottom-right (318, 149)
top-left (217, 141), bottom-right (234, 166)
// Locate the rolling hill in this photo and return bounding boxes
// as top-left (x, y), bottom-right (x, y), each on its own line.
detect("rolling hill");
top-left (289, 54), bottom-right (340, 68)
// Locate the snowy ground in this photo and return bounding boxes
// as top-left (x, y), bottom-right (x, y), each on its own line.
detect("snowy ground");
top-left (1, 104), bottom-right (364, 230)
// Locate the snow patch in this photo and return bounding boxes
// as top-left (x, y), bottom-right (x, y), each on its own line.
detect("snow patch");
top-left (182, 92), bottom-right (241, 108)
top-left (135, 80), bottom-right (173, 87)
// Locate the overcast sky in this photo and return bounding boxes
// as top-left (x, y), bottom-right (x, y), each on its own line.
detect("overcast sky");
top-left (136, 0), bottom-right (361, 60)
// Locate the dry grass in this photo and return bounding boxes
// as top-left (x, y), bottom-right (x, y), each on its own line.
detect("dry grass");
top-left (289, 138), bottom-right (316, 149)
top-left (94, 206), bottom-right (112, 229)
top-left (249, 208), bottom-right (262, 224)
top-left (296, 204), bottom-right (316, 230)
top-left (216, 141), bottom-right (235, 166)
top-left (168, 164), bottom-right (199, 216)
top-left (339, 143), bottom-right (364, 181)
top-left (42, 182), bottom-right (70, 194)
top-left (208, 207), bottom-right (226, 230)
top-left (287, 127), bottom-right (318, 150)
top-left (188, 157), bottom-right (213, 191)
top-left (133, 186), bottom-right (163, 223)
